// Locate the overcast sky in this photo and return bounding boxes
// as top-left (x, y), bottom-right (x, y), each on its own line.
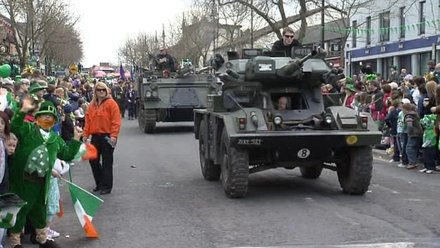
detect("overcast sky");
top-left (69, 0), bottom-right (192, 67)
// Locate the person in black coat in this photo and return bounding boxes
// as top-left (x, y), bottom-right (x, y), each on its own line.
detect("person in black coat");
top-left (125, 84), bottom-right (136, 120)
top-left (385, 99), bottom-right (401, 162)
top-left (271, 27), bottom-right (301, 57)
top-left (61, 104), bottom-right (74, 142)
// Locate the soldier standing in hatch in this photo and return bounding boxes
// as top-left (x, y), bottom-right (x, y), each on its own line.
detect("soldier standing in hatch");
top-left (155, 47), bottom-right (175, 78)
top-left (271, 27), bottom-right (302, 57)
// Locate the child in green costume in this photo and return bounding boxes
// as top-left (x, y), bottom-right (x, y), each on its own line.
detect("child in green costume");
top-left (8, 97), bottom-right (82, 248)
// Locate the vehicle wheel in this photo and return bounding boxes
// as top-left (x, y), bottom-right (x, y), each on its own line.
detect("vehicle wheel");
top-left (221, 128), bottom-right (249, 198)
top-left (336, 146), bottom-right (373, 195)
top-left (144, 110), bottom-right (156, 133)
top-left (138, 110), bottom-right (146, 132)
top-left (299, 164), bottom-right (323, 179)
top-left (199, 120), bottom-right (220, 181)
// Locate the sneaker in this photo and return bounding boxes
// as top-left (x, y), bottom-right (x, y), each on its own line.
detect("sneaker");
top-left (39, 239), bottom-right (60, 248)
top-left (397, 163), bottom-right (407, 168)
top-left (47, 228), bottom-right (60, 238)
top-left (419, 168), bottom-right (428, 173)
top-left (406, 164), bottom-right (418, 170)
top-left (425, 170), bottom-right (434, 174)
top-left (389, 159), bottom-right (398, 163)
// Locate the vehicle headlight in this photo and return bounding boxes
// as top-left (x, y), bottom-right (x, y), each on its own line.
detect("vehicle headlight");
top-left (146, 91), bottom-right (152, 98)
top-left (152, 91), bottom-right (158, 98)
top-left (325, 115), bottom-right (333, 124)
top-left (250, 111), bottom-right (258, 126)
top-left (274, 116), bottom-right (283, 125)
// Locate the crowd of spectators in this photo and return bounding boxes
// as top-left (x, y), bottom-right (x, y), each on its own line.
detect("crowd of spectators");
top-left (0, 72), bottom-right (134, 248)
top-left (322, 62), bottom-right (440, 174)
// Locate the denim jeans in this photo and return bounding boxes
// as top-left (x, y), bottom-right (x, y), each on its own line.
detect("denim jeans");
top-left (406, 136), bottom-right (422, 165)
top-left (398, 133), bottom-right (409, 165)
top-left (391, 135), bottom-right (400, 162)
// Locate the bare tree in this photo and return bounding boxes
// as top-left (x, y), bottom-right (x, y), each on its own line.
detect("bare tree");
top-left (44, 23), bottom-right (83, 68)
top-left (212, 0), bottom-right (310, 40)
top-left (118, 33), bottom-right (158, 69)
top-left (0, 0), bottom-right (78, 68)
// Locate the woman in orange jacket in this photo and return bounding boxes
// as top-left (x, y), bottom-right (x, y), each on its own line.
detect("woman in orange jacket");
top-left (83, 82), bottom-right (121, 195)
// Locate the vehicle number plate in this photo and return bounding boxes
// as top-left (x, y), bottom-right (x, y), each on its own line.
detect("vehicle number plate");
top-left (237, 139), bottom-right (262, 145)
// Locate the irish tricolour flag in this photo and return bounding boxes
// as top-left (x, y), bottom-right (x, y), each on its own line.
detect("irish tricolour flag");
top-left (65, 179), bottom-right (103, 238)
top-left (0, 193), bottom-right (26, 228)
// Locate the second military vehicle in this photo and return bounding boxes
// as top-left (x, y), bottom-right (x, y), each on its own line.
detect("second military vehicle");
top-left (193, 48), bottom-right (382, 198)
top-left (137, 68), bottom-right (220, 133)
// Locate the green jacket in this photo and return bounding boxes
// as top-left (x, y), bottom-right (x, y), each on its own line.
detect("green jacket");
top-left (420, 114), bottom-right (437, 147)
top-left (9, 111), bottom-right (81, 202)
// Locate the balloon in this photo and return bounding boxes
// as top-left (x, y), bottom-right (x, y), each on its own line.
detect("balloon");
top-left (0, 64), bottom-right (11, 78)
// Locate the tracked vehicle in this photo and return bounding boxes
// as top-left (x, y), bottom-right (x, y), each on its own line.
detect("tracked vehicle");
top-left (137, 68), bottom-right (220, 133)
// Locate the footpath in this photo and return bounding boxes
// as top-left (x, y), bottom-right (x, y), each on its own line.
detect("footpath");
top-left (372, 148), bottom-right (391, 161)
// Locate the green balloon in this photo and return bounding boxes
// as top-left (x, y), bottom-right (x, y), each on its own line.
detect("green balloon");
top-left (0, 64), bottom-right (11, 78)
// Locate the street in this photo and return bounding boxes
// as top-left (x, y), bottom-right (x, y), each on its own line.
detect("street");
top-left (47, 120), bottom-right (440, 248)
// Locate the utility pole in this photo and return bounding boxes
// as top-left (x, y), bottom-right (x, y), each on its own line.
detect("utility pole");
top-left (212, 0), bottom-right (217, 55)
top-left (250, 0), bottom-right (254, 48)
top-left (162, 24), bottom-right (166, 48)
top-left (321, 0), bottom-right (325, 49)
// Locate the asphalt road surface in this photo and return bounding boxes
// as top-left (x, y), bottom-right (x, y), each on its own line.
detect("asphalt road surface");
top-left (22, 120), bottom-right (440, 248)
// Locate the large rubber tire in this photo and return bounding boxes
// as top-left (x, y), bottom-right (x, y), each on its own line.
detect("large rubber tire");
top-left (138, 110), bottom-right (146, 133)
top-left (299, 164), bottom-right (323, 179)
top-left (144, 110), bottom-right (156, 133)
top-left (199, 120), bottom-right (220, 181)
top-left (221, 128), bottom-right (249, 198)
top-left (336, 146), bottom-right (373, 195)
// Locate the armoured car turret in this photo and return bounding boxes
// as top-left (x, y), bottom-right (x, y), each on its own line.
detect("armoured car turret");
top-left (193, 47), bottom-right (382, 198)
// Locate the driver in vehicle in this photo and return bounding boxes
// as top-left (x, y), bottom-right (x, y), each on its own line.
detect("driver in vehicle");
top-left (277, 96), bottom-right (289, 111)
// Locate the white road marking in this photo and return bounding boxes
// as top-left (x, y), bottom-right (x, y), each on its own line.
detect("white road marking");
top-left (232, 242), bottom-right (415, 248)
top-left (371, 183), bottom-right (400, 194)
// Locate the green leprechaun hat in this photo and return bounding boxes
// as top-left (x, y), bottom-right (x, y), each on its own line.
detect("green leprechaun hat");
top-left (29, 82), bottom-right (47, 94)
top-left (344, 82), bottom-right (356, 92)
top-left (35, 101), bottom-right (58, 121)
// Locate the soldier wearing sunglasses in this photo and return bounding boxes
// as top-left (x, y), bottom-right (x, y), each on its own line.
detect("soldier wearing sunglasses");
top-left (271, 27), bottom-right (301, 57)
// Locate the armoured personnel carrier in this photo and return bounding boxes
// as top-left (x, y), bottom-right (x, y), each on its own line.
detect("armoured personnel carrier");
top-left (137, 67), bottom-right (220, 133)
top-left (193, 48), bottom-right (382, 198)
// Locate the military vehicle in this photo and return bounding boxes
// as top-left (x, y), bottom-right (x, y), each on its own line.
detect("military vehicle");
top-left (193, 48), bottom-right (382, 198)
top-left (137, 67), bottom-right (220, 133)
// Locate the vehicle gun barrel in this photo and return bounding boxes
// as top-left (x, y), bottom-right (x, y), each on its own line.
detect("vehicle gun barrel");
top-left (276, 50), bottom-right (318, 77)
top-left (226, 69), bottom-right (241, 79)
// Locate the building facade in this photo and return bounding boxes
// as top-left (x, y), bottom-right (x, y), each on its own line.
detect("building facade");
top-left (0, 14), bottom-right (17, 63)
top-left (346, 0), bottom-right (440, 79)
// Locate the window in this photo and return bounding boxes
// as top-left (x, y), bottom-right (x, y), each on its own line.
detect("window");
top-left (366, 16), bottom-right (371, 45)
top-left (400, 7), bottom-right (405, 39)
top-left (272, 93), bottom-right (307, 110)
top-left (331, 43), bottom-right (340, 51)
top-left (419, 1), bottom-right (426, 35)
top-left (379, 12), bottom-right (390, 42)
top-left (352, 20), bottom-right (357, 48)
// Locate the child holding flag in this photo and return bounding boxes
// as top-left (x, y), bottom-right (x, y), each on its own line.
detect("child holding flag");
top-left (46, 159), bottom-right (69, 239)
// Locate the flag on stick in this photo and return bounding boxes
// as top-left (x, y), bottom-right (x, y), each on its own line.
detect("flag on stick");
top-left (64, 179), bottom-right (103, 238)
top-left (0, 193), bottom-right (26, 228)
top-left (119, 64), bottom-right (125, 80)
